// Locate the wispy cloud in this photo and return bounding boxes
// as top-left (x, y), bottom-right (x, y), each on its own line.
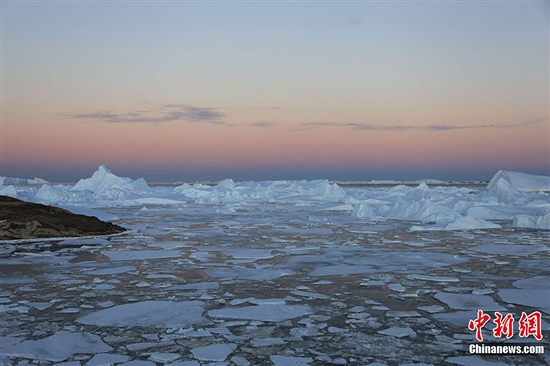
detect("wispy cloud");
top-left (66, 104), bottom-right (229, 125)
top-left (296, 117), bottom-right (547, 132)
top-left (250, 121), bottom-right (277, 128)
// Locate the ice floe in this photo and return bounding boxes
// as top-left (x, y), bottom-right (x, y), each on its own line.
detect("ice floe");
top-left (208, 304), bottom-right (313, 322)
top-left (76, 301), bottom-right (211, 327)
top-left (1, 332), bottom-right (111, 362)
top-left (190, 343), bottom-right (236, 362)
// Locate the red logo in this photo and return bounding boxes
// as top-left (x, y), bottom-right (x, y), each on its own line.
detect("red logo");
top-left (469, 310), bottom-right (543, 342)
top-left (493, 312), bottom-right (514, 339)
top-left (468, 310), bottom-right (491, 342)
top-left (519, 311), bottom-right (543, 341)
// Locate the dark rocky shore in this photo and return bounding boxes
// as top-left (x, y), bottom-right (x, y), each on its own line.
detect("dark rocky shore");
top-left (0, 195), bottom-right (125, 240)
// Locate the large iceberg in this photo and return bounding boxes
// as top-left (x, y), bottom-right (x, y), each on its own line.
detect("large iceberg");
top-left (72, 165), bottom-right (151, 194)
top-left (488, 170), bottom-right (550, 192)
top-left (483, 170), bottom-right (550, 229)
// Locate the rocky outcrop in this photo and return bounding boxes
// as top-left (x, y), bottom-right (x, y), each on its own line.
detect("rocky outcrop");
top-left (0, 196), bottom-right (125, 240)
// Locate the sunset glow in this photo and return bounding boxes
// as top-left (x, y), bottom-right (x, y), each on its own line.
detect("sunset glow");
top-left (2, 2), bottom-right (548, 182)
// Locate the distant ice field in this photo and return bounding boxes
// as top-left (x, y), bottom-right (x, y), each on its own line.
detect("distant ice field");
top-left (1, 165), bottom-right (549, 231)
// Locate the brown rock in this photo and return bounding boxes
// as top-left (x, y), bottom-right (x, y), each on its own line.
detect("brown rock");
top-left (0, 195), bottom-right (125, 240)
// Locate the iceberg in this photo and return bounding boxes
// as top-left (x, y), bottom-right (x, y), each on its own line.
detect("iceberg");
top-left (72, 165), bottom-right (151, 194)
top-left (0, 185), bottom-right (18, 197)
top-left (36, 184), bottom-right (72, 203)
top-left (349, 170), bottom-right (550, 230)
top-left (0, 177), bottom-right (28, 186)
top-left (487, 170), bottom-right (550, 192)
top-left (513, 208), bottom-right (550, 230)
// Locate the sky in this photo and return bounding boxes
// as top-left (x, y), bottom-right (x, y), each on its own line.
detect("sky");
top-left (1, 1), bottom-right (549, 183)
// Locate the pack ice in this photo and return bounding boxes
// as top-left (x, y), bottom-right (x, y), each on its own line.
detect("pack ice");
top-left (1, 166), bottom-right (549, 366)
top-left (2, 166), bottom-right (548, 230)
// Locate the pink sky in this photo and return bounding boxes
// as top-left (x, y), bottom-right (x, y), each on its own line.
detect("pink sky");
top-left (2, 2), bottom-right (548, 182)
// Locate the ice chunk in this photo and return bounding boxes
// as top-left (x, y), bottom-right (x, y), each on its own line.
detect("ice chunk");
top-left (270, 355), bottom-right (313, 365)
top-left (0, 176), bottom-right (28, 186)
top-left (291, 290), bottom-right (330, 300)
top-left (36, 184), bottom-right (71, 203)
top-left (0, 185), bottom-right (18, 197)
top-left (148, 353), bottom-right (181, 363)
top-left (434, 293), bottom-right (505, 311)
top-left (418, 305), bottom-right (444, 313)
top-left (208, 304), bottom-right (313, 321)
top-left (87, 353), bottom-right (130, 366)
top-left (59, 238), bottom-right (111, 247)
top-left (0, 336), bottom-right (23, 348)
top-left (84, 266), bottom-right (137, 275)
top-left (513, 209), bottom-right (550, 230)
top-left (352, 202), bottom-right (375, 218)
top-left (470, 244), bottom-right (548, 257)
top-left (191, 343), bottom-right (236, 362)
top-left (388, 283), bottom-right (405, 292)
top-left (249, 298), bottom-right (287, 305)
top-left (101, 250), bottom-right (181, 261)
top-left (134, 197), bottom-right (184, 205)
top-left (231, 356), bottom-right (251, 366)
top-left (250, 337), bottom-right (285, 347)
top-left (407, 275), bottom-right (459, 282)
top-left (223, 248), bottom-right (273, 259)
top-left (498, 289), bottom-right (550, 315)
top-left (512, 276), bottom-right (550, 290)
top-left (445, 216), bottom-right (501, 231)
top-left (432, 311), bottom-right (479, 327)
top-left (27, 302), bottom-right (54, 311)
top-left (166, 282), bottom-right (219, 291)
top-left (119, 361), bottom-right (156, 366)
top-left (204, 267), bottom-right (292, 281)
top-left (308, 265), bottom-right (375, 277)
top-left (377, 326), bottom-right (416, 338)
top-left (386, 311), bottom-right (420, 318)
top-left (446, 355), bottom-right (512, 366)
top-left (76, 301), bottom-right (211, 327)
top-left (216, 178), bottom-right (236, 190)
top-left (1, 331), bottom-right (111, 362)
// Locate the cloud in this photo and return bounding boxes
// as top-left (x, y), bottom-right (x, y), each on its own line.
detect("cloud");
top-left (296, 117), bottom-right (547, 132)
top-left (66, 104), bottom-right (228, 125)
top-left (250, 121), bottom-right (277, 128)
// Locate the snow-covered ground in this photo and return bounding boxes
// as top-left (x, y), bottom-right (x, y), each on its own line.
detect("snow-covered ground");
top-left (1, 167), bottom-right (549, 365)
